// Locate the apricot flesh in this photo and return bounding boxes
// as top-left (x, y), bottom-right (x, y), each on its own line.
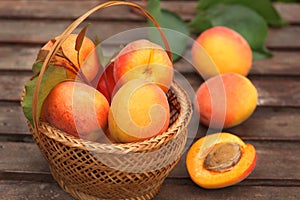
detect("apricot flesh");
top-left (192, 26), bottom-right (252, 79)
top-left (108, 79), bottom-right (170, 143)
top-left (186, 132), bottom-right (257, 189)
top-left (195, 73), bottom-right (258, 129)
top-left (113, 39), bottom-right (173, 93)
top-left (43, 81), bottom-right (109, 141)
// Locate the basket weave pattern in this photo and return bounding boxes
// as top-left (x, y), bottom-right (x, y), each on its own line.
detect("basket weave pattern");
top-left (27, 82), bottom-right (192, 200)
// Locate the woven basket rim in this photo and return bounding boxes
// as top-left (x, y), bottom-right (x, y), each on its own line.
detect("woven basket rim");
top-left (26, 80), bottom-right (192, 154)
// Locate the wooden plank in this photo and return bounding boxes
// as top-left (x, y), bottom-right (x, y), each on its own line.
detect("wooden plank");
top-left (225, 107), bottom-right (300, 141)
top-left (274, 3), bottom-right (300, 25)
top-left (171, 140), bottom-right (300, 180)
top-left (181, 73), bottom-right (300, 107)
top-left (0, 1), bottom-right (145, 21)
top-left (1, 73), bottom-right (300, 106)
top-left (0, 181), bottom-right (74, 200)
top-left (0, 19), bottom-right (299, 49)
top-left (253, 76), bottom-right (300, 107)
top-left (1, 44), bottom-right (300, 77)
top-left (0, 102), bottom-right (29, 135)
top-left (251, 51), bottom-right (300, 76)
top-left (155, 179), bottom-right (300, 200)
top-left (1, 180), bottom-right (299, 200)
top-left (174, 51), bottom-right (300, 75)
top-left (0, 142), bottom-right (48, 174)
top-left (193, 106), bottom-right (300, 141)
top-left (0, 19), bottom-right (144, 44)
top-left (0, 73), bottom-right (32, 102)
top-left (2, 102), bottom-right (300, 141)
top-left (0, 1), bottom-right (299, 24)
top-left (1, 141), bottom-right (300, 180)
top-left (0, 45), bottom-right (40, 71)
top-left (266, 26), bottom-right (300, 49)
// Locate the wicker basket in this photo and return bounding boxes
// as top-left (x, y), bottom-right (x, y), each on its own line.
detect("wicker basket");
top-left (24, 1), bottom-right (193, 199)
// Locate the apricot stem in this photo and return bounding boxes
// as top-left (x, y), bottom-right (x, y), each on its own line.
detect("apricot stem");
top-left (204, 142), bottom-right (242, 172)
top-left (77, 51), bottom-right (81, 70)
top-left (56, 51), bottom-right (91, 86)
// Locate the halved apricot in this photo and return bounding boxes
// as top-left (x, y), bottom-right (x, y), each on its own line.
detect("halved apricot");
top-left (186, 132), bottom-right (256, 189)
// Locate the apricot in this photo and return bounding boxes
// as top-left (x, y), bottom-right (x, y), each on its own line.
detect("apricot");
top-left (108, 79), bottom-right (170, 143)
top-left (192, 26), bottom-right (252, 79)
top-left (43, 81), bottom-right (109, 141)
top-left (41, 34), bottom-right (99, 82)
top-left (113, 39), bottom-right (173, 93)
top-left (186, 132), bottom-right (257, 189)
top-left (195, 73), bottom-right (257, 129)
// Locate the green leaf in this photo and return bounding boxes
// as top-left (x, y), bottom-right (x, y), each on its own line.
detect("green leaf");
top-left (190, 4), bottom-right (272, 60)
top-left (147, 0), bottom-right (190, 61)
top-left (96, 45), bottom-right (113, 68)
top-left (252, 46), bottom-right (273, 60)
top-left (32, 49), bottom-right (52, 73)
top-left (189, 11), bottom-right (213, 33)
top-left (197, 0), bottom-right (287, 27)
top-left (21, 66), bottom-right (68, 126)
top-left (32, 61), bottom-right (44, 74)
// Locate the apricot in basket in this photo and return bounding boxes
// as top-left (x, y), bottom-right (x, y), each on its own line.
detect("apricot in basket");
top-left (108, 79), bottom-right (170, 143)
top-left (41, 34), bottom-right (99, 82)
top-left (42, 81), bottom-right (109, 141)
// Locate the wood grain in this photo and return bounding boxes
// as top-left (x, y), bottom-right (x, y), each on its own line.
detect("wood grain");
top-left (0, 45), bottom-right (39, 71)
top-left (0, 1), bottom-right (299, 24)
top-left (0, 73), bottom-right (32, 102)
top-left (0, 1), bottom-right (299, 199)
top-left (0, 181), bottom-right (73, 200)
top-left (0, 103), bottom-right (29, 135)
top-left (1, 73), bottom-right (300, 105)
top-left (174, 51), bottom-right (300, 75)
top-left (1, 44), bottom-right (300, 77)
top-left (171, 140), bottom-right (300, 179)
top-left (1, 140), bottom-right (299, 182)
top-left (2, 103), bottom-right (300, 141)
top-left (192, 107), bottom-right (300, 141)
top-left (178, 73), bottom-right (300, 107)
top-left (0, 180), bottom-right (299, 200)
top-left (155, 179), bottom-right (300, 200)
top-left (0, 19), bottom-right (300, 49)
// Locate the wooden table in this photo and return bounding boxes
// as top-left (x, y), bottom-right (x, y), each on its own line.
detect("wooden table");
top-left (0, 1), bottom-right (300, 199)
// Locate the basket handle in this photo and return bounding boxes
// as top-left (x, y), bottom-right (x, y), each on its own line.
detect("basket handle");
top-left (32, 1), bottom-right (172, 135)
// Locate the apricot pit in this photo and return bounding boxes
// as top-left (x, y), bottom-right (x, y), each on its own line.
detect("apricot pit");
top-left (204, 142), bottom-right (242, 172)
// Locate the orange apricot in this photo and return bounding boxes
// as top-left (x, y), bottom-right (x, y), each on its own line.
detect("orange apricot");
top-left (192, 26), bottom-right (252, 79)
top-left (113, 39), bottom-right (173, 93)
top-left (41, 34), bottom-right (99, 82)
top-left (195, 73), bottom-right (258, 129)
top-left (108, 79), bottom-right (170, 143)
top-left (186, 132), bottom-right (257, 189)
top-left (43, 81), bottom-right (109, 141)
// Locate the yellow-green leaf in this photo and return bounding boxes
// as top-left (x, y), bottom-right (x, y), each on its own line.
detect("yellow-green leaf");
top-left (21, 66), bottom-right (68, 126)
